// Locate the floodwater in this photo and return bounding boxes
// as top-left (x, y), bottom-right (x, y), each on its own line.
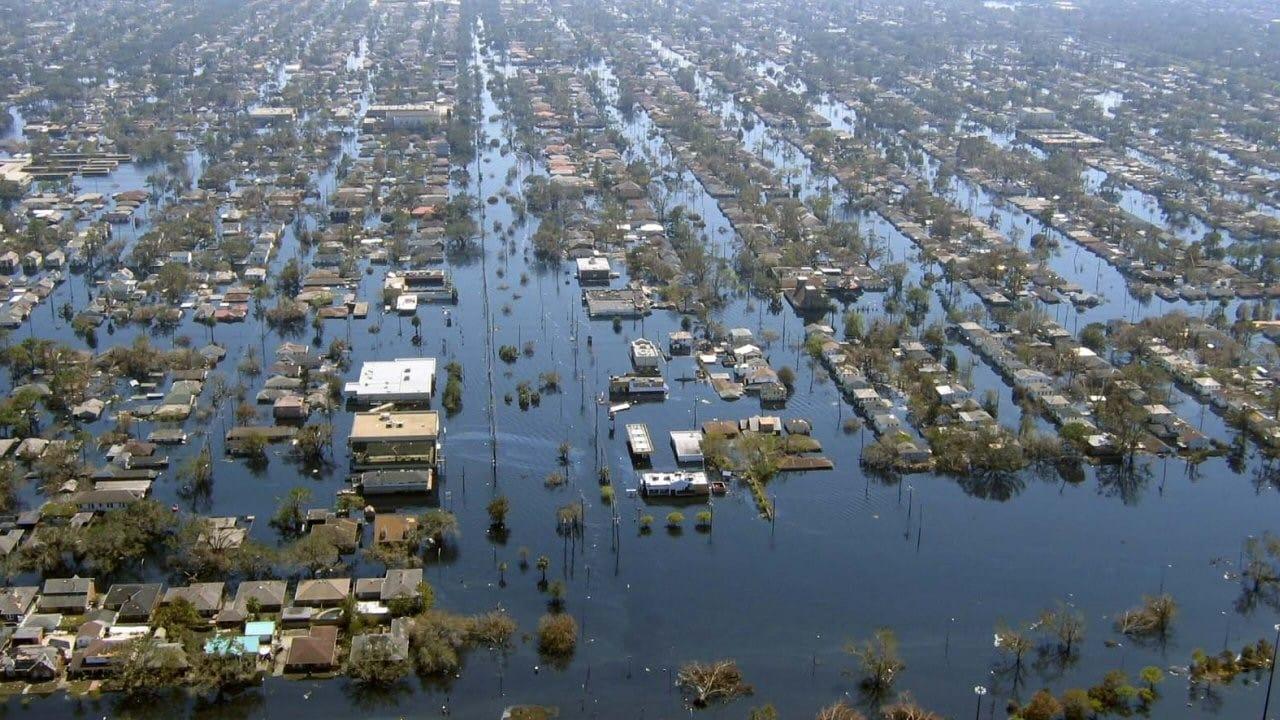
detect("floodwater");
top-left (4, 19), bottom-right (1280, 720)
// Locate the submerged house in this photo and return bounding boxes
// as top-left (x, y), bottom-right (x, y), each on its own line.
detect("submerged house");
top-left (639, 470), bottom-right (710, 497)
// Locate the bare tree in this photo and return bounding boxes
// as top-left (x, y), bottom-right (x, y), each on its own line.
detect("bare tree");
top-left (677, 660), bottom-right (753, 707)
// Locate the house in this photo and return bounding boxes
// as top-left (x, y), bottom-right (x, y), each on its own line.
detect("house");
top-left (350, 629), bottom-right (409, 666)
top-left (669, 430), bottom-right (704, 464)
top-left (630, 338), bottom-right (662, 371)
top-left (357, 469), bottom-right (433, 495)
top-left (639, 470), bottom-right (710, 497)
top-left (759, 382), bottom-right (788, 403)
top-left (70, 489), bottom-right (144, 512)
top-left (0, 586), bottom-right (38, 623)
top-left (575, 256), bottom-right (611, 284)
top-left (354, 578), bottom-right (385, 601)
top-left (72, 397), bottom-right (106, 421)
top-left (309, 517), bottom-right (360, 553)
top-left (733, 344), bottom-right (762, 363)
top-left (163, 583), bottom-right (224, 616)
top-left (668, 331), bottom-right (694, 355)
top-left (102, 583), bottom-right (164, 623)
top-left (293, 578), bottom-right (352, 608)
top-left (365, 102), bottom-right (451, 128)
top-left (343, 358), bottom-right (437, 404)
top-left (957, 409), bottom-right (996, 429)
top-left (373, 514), bottom-right (419, 544)
top-left (896, 441), bottom-right (933, 465)
top-left (1191, 376), bottom-right (1223, 398)
top-left (68, 637), bottom-right (130, 677)
top-left (248, 107), bottom-right (297, 125)
top-left (2, 646), bottom-right (61, 681)
top-left (285, 625), bottom-right (339, 672)
top-left (233, 580), bottom-right (288, 612)
top-left (381, 569), bottom-right (425, 603)
top-left (933, 383), bottom-right (971, 405)
top-left (37, 577), bottom-right (95, 613)
top-left (348, 409), bottom-right (441, 471)
top-left (273, 394), bottom-right (309, 420)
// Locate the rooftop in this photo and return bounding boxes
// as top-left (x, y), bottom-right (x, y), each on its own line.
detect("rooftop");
top-left (344, 358), bottom-right (436, 401)
top-left (350, 410), bottom-right (441, 442)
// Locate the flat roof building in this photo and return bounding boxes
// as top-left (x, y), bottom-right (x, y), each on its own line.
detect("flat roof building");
top-left (576, 256), bottom-right (611, 283)
top-left (670, 430), bottom-right (704, 464)
top-left (344, 358), bottom-right (436, 404)
top-left (349, 409), bottom-right (441, 470)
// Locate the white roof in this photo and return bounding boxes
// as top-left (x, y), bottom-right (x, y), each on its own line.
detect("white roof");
top-left (344, 358), bottom-right (437, 400)
top-left (576, 256), bottom-right (611, 272)
top-left (640, 471), bottom-right (708, 491)
top-left (669, 430), bottom-right (703, 460)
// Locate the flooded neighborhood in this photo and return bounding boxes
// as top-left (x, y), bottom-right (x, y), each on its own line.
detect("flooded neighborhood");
top-left (0, 0), bottom-right (1279, 717)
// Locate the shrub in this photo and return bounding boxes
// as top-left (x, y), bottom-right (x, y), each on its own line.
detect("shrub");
top-left (536, 613), bottom-right (578, 657)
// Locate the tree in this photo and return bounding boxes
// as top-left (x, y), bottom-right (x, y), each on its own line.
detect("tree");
top-left (295, 423), bottom-right (333, 463)
top-left (1115, 594), bottom-right (1177, 638)
top-left (276, 257), bottom-right (302, 298)
top-left (487, 495), bottom-right (510, 528)
top-left (737, 432), bottom-right (782, 485)
top-left (419, 509), bottom-right (459, 546)
top-left (346, 636), bottom-right (410, 687)
top-left (880, 695), bottom-right (942, 720)
top-left (271, 486), bottom-right (311, 537)
top-left (677, 660), bottom-right (753, 707)
top-left (995, 622), bottom-right (1034, 672)
top-left (816, 701), bottom-right (866, 720)
top-left (1060, 688), bottom-right (1092, 720)
top-left (536, 554), bottom-right (550, 583)
top-left (190, 647), bottom-right (259, 699)
top-left (777, 365), bottom-right (796, 391)
top-left (1018, 690), bottom-right (1063, 720)
top-left (1039, 603), bottom-right (1085, 657)
top-left (1087, 670), bottom-right (1139, 715)
top-left (1137, 666), bottom-right (1163, 706)
top-left (80, 500), bottom-right (179, 575)
top-left (115, 636), bottom-right (187, 700)
top-left (178, 444), bottom-right (214, 494)
top-left (288, 532), bottom-right (341, 576)
top-left (845, 628), bottom-right (904, 694)
top-left (536, 613), bottom-right (578, 658)
top-left (546, 580), bottom-right (566, 610)
top-left (151, 597), bottom-right (205, 644)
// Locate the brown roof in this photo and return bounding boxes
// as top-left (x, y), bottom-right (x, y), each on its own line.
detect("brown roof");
top-left (372, 514), bottom-right (418, 544)
top-left (286, 625), bottom-right (338, 669)
top-left (293, 578), bottom-right (351, 606)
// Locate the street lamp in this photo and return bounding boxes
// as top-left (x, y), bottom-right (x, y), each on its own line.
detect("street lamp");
top-left (974, 685), bottom-right (987, 720)
top-left (1262, 623), bottom-right (1280, 720)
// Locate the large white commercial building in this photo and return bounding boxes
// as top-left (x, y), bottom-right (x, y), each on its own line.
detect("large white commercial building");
top-left (344, 358), bottom-right (437, 404)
